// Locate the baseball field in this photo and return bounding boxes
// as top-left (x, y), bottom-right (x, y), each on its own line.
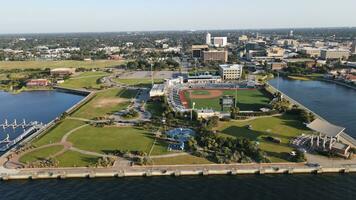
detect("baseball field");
top-left (180, 88), bottom-right (271, 111)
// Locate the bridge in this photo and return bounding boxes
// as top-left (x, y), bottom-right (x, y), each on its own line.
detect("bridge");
top-left (0, 119), bottom-right (45, 152)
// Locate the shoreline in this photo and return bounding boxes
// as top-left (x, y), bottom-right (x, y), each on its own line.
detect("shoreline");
top-left (1, 163), bottom-right (356, 181)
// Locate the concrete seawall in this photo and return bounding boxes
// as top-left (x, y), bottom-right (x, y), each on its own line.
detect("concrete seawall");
top-left (1, 165), bottom-right (356, 181)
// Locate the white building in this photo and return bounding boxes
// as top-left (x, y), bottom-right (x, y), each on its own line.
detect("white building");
top-left (219, 64), bottom-right (243, 80)
top-left (352, 40), bottom-right (356, 54)
top-left (149, 84), bottom-right (166, 98)
top-left (320, 49), bottom-right (350, 60)
top-left (300, 47), bottom-right (321, 58)
top-left (213, 37), bottom-right (228, 47)
top-left (206, 33), bottom-right (211, 45)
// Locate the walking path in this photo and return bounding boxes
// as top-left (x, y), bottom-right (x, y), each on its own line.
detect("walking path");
top-left (5, 123), bottom-right (119, 169)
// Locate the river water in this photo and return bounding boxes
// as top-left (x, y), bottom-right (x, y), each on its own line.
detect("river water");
top-left (0, 80), bottom-right (356, 200)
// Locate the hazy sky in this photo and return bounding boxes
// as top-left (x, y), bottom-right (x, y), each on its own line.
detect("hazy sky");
top-left (1, 0), bottom-right (356, 34)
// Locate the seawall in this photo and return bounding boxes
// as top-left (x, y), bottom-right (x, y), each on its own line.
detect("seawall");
top-left (1, 164), bottom-right (356, 181)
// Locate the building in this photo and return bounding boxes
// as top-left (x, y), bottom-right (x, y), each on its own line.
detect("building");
top-left (267, 47), bottom-right (285, 58)
top-left (277, 39), bottom-right (299, 47)
top-left (149, 84), bottom-right (166, 98)
top-left (344, 74), bottom-right (356, 83)
top-left (300, 47), bottom-right (321, 58)
top-left (191, 45), bottom-right (209, 58)
top-left (213, 37), bottom-right (228, 47)
top-left (206, 33), bottom-right (211, 45)
top-left (26, 79), bottom-right (49, 87)
top-left (307, 119), bottom-right (352, 158)
top-left (352, 40), bottom-right (356, 54)
top-left (267, 62), bottom-right (287, 71)
top-left (238, 35), bottom-right (248, 43)
top-left (196, 109), bottom-right (220, 120)
top-left (187, 73), bottom-right (222, 84)
top-left (219, 64), bottom-right (243, 80)
top-left (50, 68), bottom-right (76, 77)
top-left (203, 50), bottom-right (228, 62)
top-left (320, 49), bottom-right (350, 60)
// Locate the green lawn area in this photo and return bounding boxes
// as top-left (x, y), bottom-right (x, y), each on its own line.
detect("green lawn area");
top-left (216, 114), bottom-right (312, 162)
top-left (72, 88), bottom-right (137, 119)
top-left (151, 154), bottom-right (214, 165)
top-left (55, 150), bottom-right (100, 167)
top-left (34, 119), bottom-right (86, 147)
top-left (114, 79), bottom-right (164, 88)
top-left (145, 101), bottom-right (165, 118)
top-left (19, 145), bottom-right (64, 164)
top-left (185, 89), bottom-right (271, 111)
top-left (150, 139), bottom-right (170, 156)
top-left (0, 60), bottom-right (127, 70)
top-left (60, 71), bottom-right (109, 89)
top-left (67, 126), bottom-right (169, 155)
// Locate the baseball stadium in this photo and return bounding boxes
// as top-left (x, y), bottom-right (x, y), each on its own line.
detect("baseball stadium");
top-left (167, 83), bottom-right (273, 113)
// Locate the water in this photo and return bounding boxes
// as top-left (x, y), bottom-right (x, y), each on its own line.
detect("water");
top-left (269, 78), bottom-right (356, 137)
top-left (0, 90), bottom-right (84, 141)
top-left (1, 81), bottom-right (356, 200)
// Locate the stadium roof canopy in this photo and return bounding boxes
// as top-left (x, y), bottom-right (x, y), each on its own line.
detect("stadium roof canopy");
top-left (307, 119), bottom-right (345, 138)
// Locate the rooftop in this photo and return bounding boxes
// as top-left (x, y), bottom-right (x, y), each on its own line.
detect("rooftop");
top-left (307, 119), bottom-right (345, 138)
top-left (219, 64), bottom-right (243, 70)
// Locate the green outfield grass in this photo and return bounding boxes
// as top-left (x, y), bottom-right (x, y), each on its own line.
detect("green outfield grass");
top-left (184, 89), bottom-right (271, 111)
top-left (55, 150), bottom-right (100, 167)
top-left (72, 88), bottom-right (137, 119)
top-left (216, 114), bottom-right (312, 162)
top-left (34, 119), bottom-right (86, 147)
top-left (67, 126), bottom-right (169, 155)
top-left (19, 145), bottom-right (64, 164)
top-left (0, 60), bottom-right (127, 70)
top-left (60, 71), bottom-right (109, 89)
top-left (151, 154), bottom-right (214, 165)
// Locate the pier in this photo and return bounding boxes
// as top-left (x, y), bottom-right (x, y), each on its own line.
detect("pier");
top-left (0, 119), bottom-right (45, 152)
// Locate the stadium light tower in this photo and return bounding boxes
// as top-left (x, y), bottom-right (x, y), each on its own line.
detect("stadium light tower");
top-left (151, 63), bottom-right (154, 87)
top-left (191, 102), bottom-right (196, 120)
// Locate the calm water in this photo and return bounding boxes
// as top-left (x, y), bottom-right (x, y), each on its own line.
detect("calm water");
top-left (269, 78), bottom-right (356, 137)
top-left (1, 81), bottom-right (356, 200)
top-left (0, 90), bottom-right (84, 141)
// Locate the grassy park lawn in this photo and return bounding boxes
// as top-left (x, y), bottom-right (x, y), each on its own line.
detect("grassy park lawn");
top-left (151, 154), bottom-right (214, 165)
top-left (0, 60), bottom-right (127, 70)
top-left (216, 114), bottom-right (312, 162)
top-left (55, 150), bottom-right (100, 167)
top-left (67, 126), bottom-right (168, 155)
top-left (185, 89), bottom-right (271, 111)
top-left (60, 71), bottom-right (109, 89)
top-left (72, 88), bottom-right (137, 119)
top-left (145, 101), bottom-right (165, 118)
top-left (34, 119), bottom-right (86, 147)
top-left (114, 78), bottom-right (164, 88)
top-left (19, 145), bottom-right (64, 164)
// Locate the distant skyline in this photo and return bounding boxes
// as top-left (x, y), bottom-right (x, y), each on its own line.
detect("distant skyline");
top-left (1, 0), bottom-right (356, 34)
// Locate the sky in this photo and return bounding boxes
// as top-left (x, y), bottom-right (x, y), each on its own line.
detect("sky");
top-left (0, 0), bottom-right (356, 34)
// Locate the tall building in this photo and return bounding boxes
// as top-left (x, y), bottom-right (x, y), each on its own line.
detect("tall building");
top-left (219, 64), bottom-right (243, 80)
top-left (213, 37), bottom-right (228, 47)
top-left (203, 50), bottom-right (228, 63)
top-left (191, 45), bottom-right (209, 58)
top-left (289, 30), bottom-right (294, 37)
top-left (206, 33), bottom-right (211, 45)
top-left (352, 40), bottom-right (356, 54)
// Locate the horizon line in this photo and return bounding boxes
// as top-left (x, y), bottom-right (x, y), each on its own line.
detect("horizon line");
top-left (1, 26), bottom-right (356, 36)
